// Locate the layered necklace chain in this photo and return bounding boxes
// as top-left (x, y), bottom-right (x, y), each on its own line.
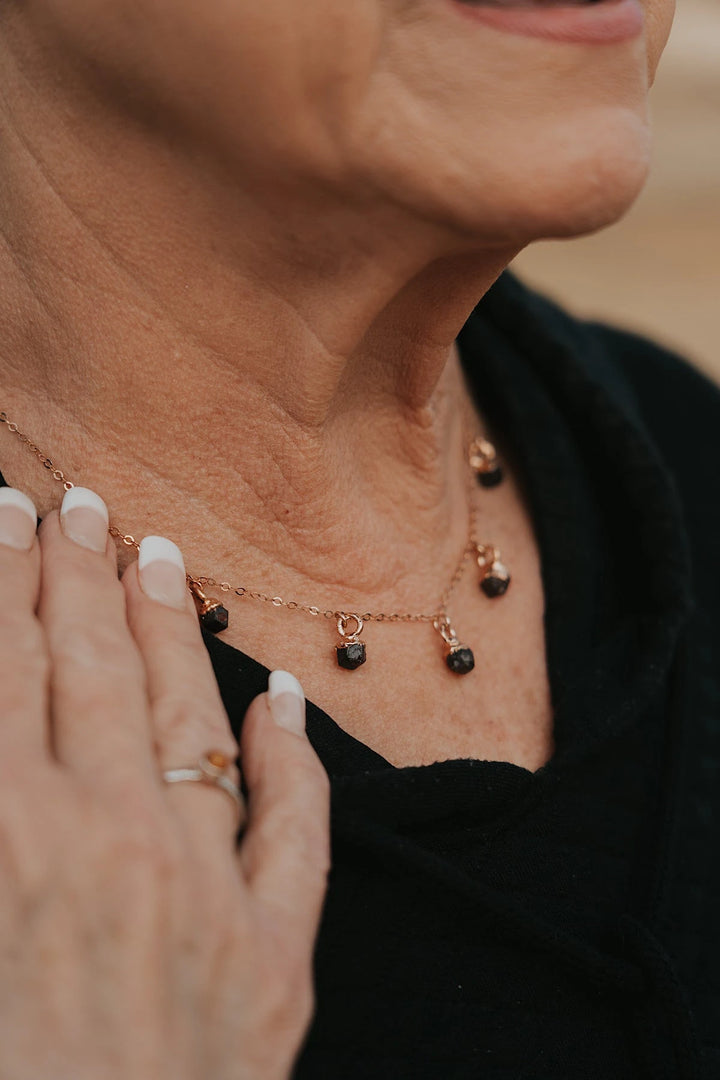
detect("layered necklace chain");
top-left (0, 408), bottom-right (511, 675)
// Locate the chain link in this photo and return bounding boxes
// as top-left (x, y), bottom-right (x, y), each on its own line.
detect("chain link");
top-left (1, 407), bottom-right (486, 626)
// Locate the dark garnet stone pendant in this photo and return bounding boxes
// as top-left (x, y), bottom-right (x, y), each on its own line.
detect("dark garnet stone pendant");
top-left (336, 641), bottom-right (367, 670)
top-left (446, 645), bottom-right (475, 675)
top-left (481, 566), bottom-right (511, 598)
top-left (189, 579), bottom-right (230, 634)
top-left (476, 464), bottom-right (503, 488)
top-left (199, 601), bottom-right (230, 634)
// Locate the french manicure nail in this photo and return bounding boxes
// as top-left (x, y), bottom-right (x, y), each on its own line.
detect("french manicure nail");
top-left (267, 670), bottom-right (307, 735)
top-left (60, 486), bottom-right (109, 553)
top-left (0, 488), bottom-right (38, 551)
top-left (138, 535), bottom-right (188, 610)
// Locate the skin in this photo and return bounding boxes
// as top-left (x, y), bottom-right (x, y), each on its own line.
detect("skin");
top-left (0, 3), bottom-right (675, 1069)
top-left (0, 0), bottom-right (675, 770)
top-left (0, 491), bottom-right (330, 1079)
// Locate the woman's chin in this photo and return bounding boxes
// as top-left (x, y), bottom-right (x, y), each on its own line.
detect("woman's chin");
top-left (517, 144), bottom-right (652, 243)
top-left (411, 111), bottom-right (653, 248)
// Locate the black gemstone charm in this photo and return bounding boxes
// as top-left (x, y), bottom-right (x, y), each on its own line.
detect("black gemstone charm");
top-left (188, 578), bottom-right (230, 635)
top-left (476, 464), bottom-right (503, 488)
top-left (446, 645), bottom-right (475, 675)
top-left (434, 614), bottom-right (475, 676)
top-left (199, 601), bottom-right (230, 633)
top-left (469, 436), bottom-right (503, 489)
top-left (475, 546), bottom-right (510, 600)
top-left (335, 613), bottom-right (367, 671)
top-left (480, 561), bottom-right (511, 598)
top-left (336, 641), bottom-right (367, 670)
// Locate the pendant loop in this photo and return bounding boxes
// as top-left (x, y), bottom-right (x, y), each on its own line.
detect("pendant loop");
top-left (337, 612), bottom-right (364, 642)
top-left (433, 613), bottom-right (459, 648)
top-left (475, 543), bottom-right (498, 569)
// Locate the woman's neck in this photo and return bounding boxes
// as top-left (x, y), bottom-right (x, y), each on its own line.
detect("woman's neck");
top-left (0, 53), bottom-right (518, 612)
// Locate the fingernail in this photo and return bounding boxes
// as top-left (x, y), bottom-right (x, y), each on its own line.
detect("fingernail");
top-left (138, 535), bottom-right (188, 610)
top-left (60, 486), bottom-right (109, 553)
top-left (0, 488), bottom-right (38, 551)
top-left (267, 670), bottom-right (307, 735)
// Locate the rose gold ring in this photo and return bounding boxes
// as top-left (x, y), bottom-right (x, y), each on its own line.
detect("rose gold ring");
top-left (162, 750), bottom-right (246, 831)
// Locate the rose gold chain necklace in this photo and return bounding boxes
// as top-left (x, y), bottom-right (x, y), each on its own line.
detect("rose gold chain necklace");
top-left (0, 408), bottom-right (511, 674)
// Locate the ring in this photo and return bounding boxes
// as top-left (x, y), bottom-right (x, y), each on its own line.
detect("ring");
top-left (162, 750), bottom-right (246, 831)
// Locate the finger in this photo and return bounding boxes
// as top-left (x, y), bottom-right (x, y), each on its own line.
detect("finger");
top-left (0, 489), bottom-right (48, 759)
top-left (122, 538), bottom-right (241, 846)
top-left (240, 672), bottom-right (331, 957)
top-left (38, 488), bottom-right (155, 780)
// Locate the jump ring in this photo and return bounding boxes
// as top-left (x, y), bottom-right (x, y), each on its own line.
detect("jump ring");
top-left (337, 612), bottom-right (363, 639)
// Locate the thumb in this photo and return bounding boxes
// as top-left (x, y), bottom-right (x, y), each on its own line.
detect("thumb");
top-left (238, 671), bottom-right (331, 953)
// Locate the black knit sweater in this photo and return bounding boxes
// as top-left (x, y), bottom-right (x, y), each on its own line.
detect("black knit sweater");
top-left (2, 272), bottom-right (719, 1077)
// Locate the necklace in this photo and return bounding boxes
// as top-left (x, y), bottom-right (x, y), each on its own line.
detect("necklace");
top-left (0, 409), bottom-right (511, 675)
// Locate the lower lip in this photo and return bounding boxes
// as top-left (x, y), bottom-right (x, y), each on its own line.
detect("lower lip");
top-left (449, 0), bottom-right (644, 45)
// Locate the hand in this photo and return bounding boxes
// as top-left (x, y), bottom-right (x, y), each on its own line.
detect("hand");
top-left (0, 484), bottom-right (331, 1080)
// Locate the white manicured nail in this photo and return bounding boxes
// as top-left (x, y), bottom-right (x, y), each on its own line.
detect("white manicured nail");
top-left (0, 488), bottom-right (38, 551)
top-left (267, 670), bottom-right (307, 735)
top-left (138, 535), bottom-right (187, 609)
top-left (60, 486), bottom-right (109, 553)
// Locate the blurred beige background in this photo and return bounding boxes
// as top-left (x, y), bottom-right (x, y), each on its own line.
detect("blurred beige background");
top-left (513, 0), bottom-right (720, 384)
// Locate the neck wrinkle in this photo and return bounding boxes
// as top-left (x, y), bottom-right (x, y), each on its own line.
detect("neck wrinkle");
top-left (0, 47), bottom-right (516, 606)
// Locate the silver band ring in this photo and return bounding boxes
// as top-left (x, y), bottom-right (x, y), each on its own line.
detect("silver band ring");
top-left (162, 750), bottom-right (246, 831)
